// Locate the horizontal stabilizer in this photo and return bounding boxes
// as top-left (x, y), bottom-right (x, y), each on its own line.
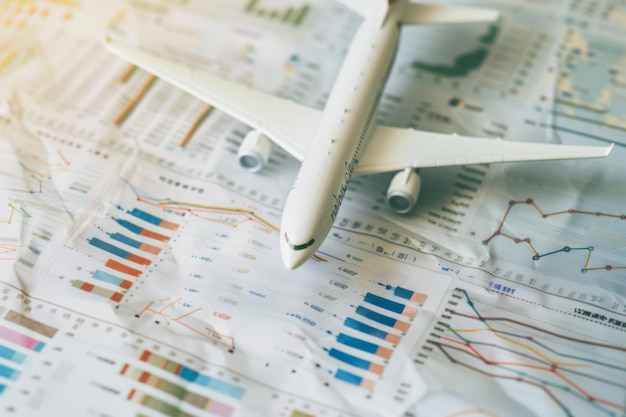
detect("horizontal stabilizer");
top-left (403, 3), bottom-right (499, 25)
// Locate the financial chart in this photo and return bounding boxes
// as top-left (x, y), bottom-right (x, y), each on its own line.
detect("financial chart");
top-left (0, 0), bottom-right (625, 416)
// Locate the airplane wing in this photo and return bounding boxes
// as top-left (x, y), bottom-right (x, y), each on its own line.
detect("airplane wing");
top-left (355, 125), bottom-right (614, 175)
top-left (104, 37), bottom-right (319, 161)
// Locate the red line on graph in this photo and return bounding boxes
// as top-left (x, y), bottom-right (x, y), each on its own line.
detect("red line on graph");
top-left (483, 199), bottom-right (626, 271)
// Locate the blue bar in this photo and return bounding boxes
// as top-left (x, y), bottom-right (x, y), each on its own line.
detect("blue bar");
top-left (0, 363), bottom-right (20, 380)
top-left (178, 366), bottom-right (245, 399)
top-left (364, 293), bottom-right (404, 314)
top-left (109, 233), bottom-right (141, 249)
top-left (0, 383), bottom-right (5, 394)
top-left (328, 348), bottom-right (370, 370)
top-left (335, 369), bottom-right (363, 386)
top-left (356, 306), bottom-right (396, 328)
top-left (394, 287), bottom-right (413, 300)
top-left (0, 345), bottom-right (26, 364)
top-left (93, 270), bottom-right (124, 286)
top-left (129, 208), bottom-right (162, 226)
top-left (337, 334), bottom-right (378, 355)
top-left (89, 238), bottom-right (131, 259)
top-left (115, 218), bottom-right (142, 234)
top-left (344, 318), bottom-right (387, 340)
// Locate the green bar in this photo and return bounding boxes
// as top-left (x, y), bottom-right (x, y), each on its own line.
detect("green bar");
top-left (283, 7), bottom-right (293, 22)
top-left (18, 257), bottom-right (34, 268)
top-left (245, 0), bottom-right (257, 13)
top-left (294, 5), bottom-right (310, 26)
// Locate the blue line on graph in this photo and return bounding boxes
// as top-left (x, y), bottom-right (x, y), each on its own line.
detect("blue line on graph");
top-left (533, 246), bottom-right (592, 261)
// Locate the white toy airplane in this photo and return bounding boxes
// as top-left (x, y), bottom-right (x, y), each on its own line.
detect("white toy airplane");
top-left (105, 0), bottom-right (613, 270)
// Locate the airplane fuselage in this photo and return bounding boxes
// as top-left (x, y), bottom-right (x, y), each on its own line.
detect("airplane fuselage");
top-left (280, 2), bottom-right (405, 269)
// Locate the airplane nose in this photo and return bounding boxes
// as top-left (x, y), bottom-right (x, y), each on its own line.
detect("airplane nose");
top-left (280, 233), bottom-right (313, 270)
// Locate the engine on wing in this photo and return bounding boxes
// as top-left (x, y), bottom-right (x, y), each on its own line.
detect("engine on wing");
top-left (238, 130), bottom-right (271, 173)
top-left (386, 168), bottom-right (421, 213)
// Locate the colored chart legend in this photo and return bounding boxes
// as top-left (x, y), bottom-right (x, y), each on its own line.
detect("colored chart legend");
top-left (138, 350), bottom-right (246, 399)
top-left (121, 364), bottom-right (235, 416)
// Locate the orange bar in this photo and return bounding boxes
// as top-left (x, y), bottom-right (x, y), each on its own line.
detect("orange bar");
top-left (368, 362), bottom-right (385, 375)
top-left (113, 74), bottom-right (156, 126)
top-left (110, 292), bottom-right (124, 302)
top-left (402, 305), bottom-right (418, 319)
top-left (410, 292), bottom-right (428, 304)
top-left (394, 320), bottom-right (411, 333)
top-left (119, 279), bottom-right (133, 290)
top-left (376, 346), bottom-right (393, 360)
top-left (118, 64), bottom-right (136, 83)
top-left (139, 228), bottom-right (169, 242)
top-left (179, 105), bottom-right (213, 148)
top-left (139, 242), bottom-right (161, 255)
top-left (127, 253), bottom-right (151, 266)
top-left (385, 333), bottom-right (401, 344)
top-left (106, 259), bottom-right (142, 277)
top-left (158, 219), bottom-right (179, 231)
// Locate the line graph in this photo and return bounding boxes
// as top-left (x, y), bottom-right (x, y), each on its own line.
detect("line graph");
top-left (423, 288), bottom-right (626, 417)
top-left (483, 199), bottom-right (626, 272)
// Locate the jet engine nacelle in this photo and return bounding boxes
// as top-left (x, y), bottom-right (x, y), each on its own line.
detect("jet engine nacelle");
top-left (238, 130), bottom-right (271, 173)
top-left (386, 168), bottom-right (421, 213)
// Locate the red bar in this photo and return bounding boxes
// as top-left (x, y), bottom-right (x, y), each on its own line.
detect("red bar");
top-left (139, 371), bottom-right (150, 383)
top-left (158, 219), bottom-right (179, 231)
top-left (139, 228), bottom-right (169, 242)
top-left (139, 242), bottom-right (161, 255)
top-left (127, 253), bottom-right (151, 265)
top-left (140, 351), bottom-right (151, 362)
top-left (111, 292), bottom-right (124, 302)
top-left (106, 259), bottom-right (142, 277)
top-left (81, 282), bottom-right (95, 292)
top-left (120, 364), bottom-right (129, 375)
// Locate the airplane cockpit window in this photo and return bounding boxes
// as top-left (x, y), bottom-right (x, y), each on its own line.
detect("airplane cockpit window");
top-left (285, 234), bottom-right (315, 251)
